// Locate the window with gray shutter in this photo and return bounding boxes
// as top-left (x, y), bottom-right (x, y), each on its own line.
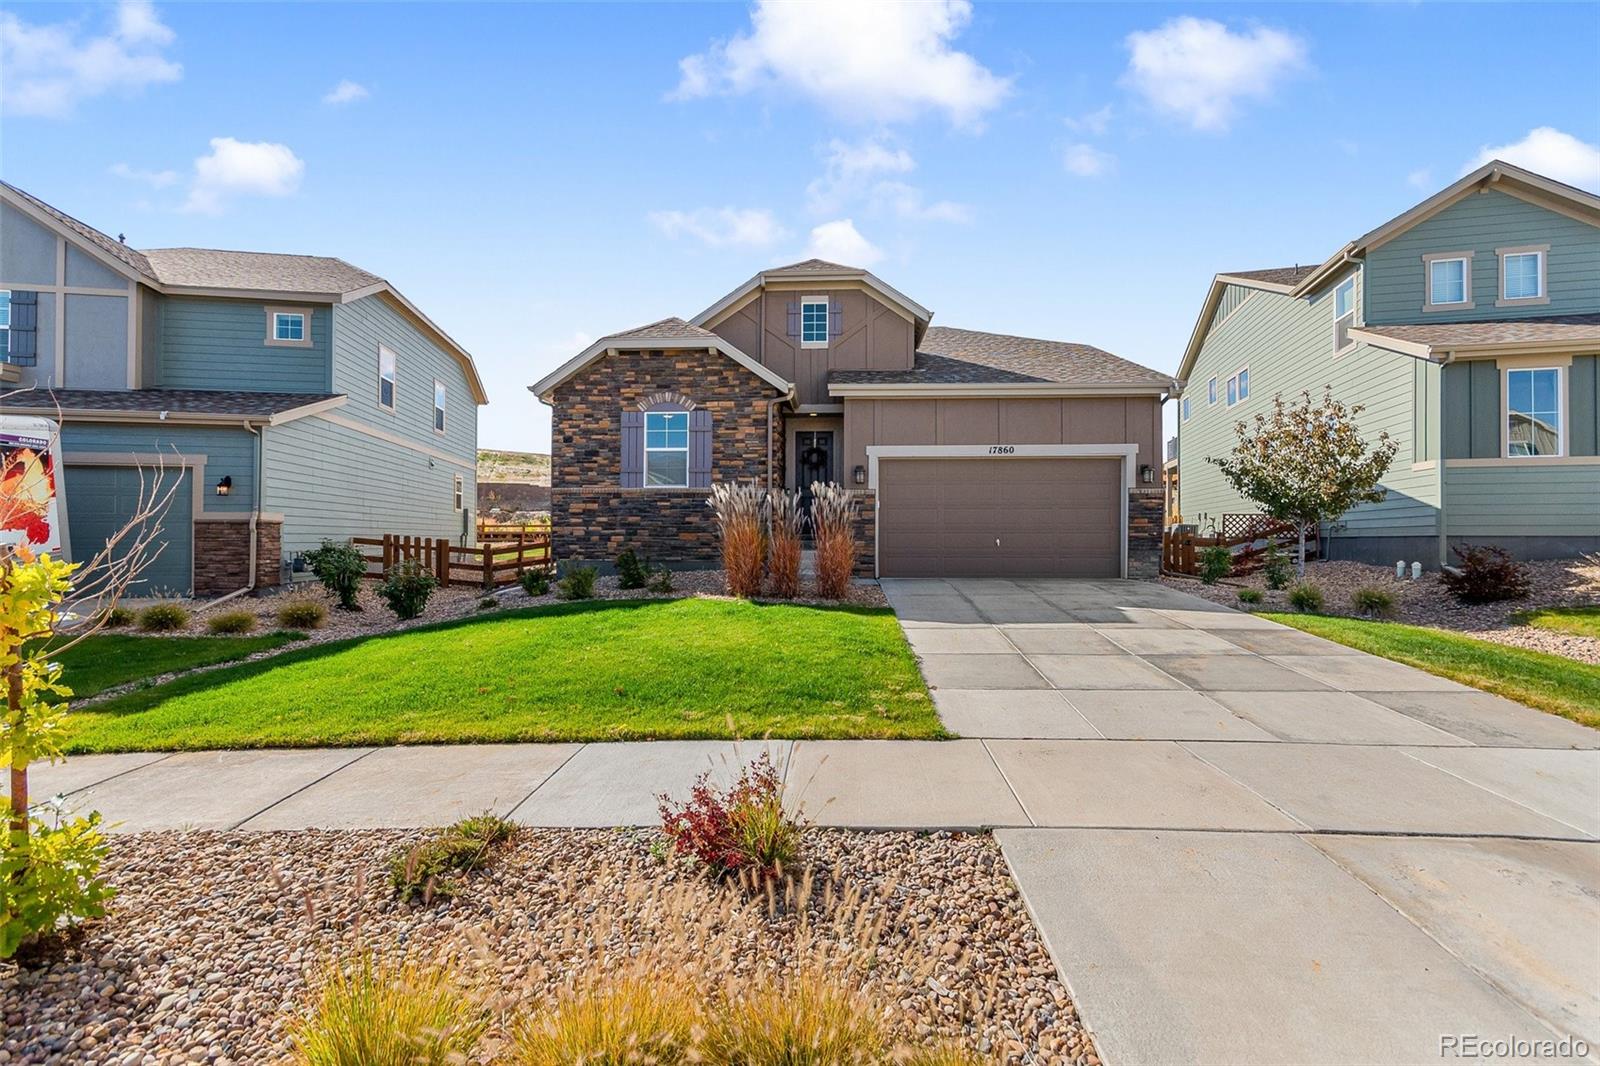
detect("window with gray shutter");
top-left (2, 290), bottom-right (37, 366)
top-left (688, 408), bottom-right (712, 487)
top-left (829, 296), bottom-right (842, 338)
top-left (620, 410), bottom-right (645, 487)
top-left (786, 300), bottom-right (801, 338)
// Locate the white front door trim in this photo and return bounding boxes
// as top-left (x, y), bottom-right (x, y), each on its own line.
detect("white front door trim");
top-left (865, 443), bottom-right (1138, 579)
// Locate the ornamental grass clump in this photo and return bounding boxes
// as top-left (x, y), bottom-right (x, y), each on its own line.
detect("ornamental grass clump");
top-left (708, 481), bottom-right (766, 598)
top-left (1288, 582), bottom-right (1325, 613)
top-left (205, 608), bottom-right (258, 634)
top-left (704, 970), bottom-right (885, 1065)
top-left (810, 481), bottom-right (858, 600)
top-left (290, 953), bottom-right (489, 1066)
top-left (275, 598), bottom-right (327, 630)
top-left (511, 972), bottom-right (704, 1066)
top-left (767, 487), bottom-right (804, 600)
top-left (137, 601), bottom-right (190, 632)
top-left (1351, 586), bottom-right (1396, 618)
top-left (658, 750), bottom-right (803, 879)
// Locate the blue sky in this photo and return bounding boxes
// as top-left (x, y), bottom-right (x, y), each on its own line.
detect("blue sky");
top-left (4, 1), bottom-right (1598, 450)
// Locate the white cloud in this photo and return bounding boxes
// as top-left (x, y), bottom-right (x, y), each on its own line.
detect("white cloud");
top-left (0, 0), bottom-right (181, 118)
top-left (871, 182), bottom-right (972, 223)
top-left (1406, 168), bottom-right (1433, 190)
top-left (1064, 104), bottom-right (1113, 135)
top-left (110, 161), bottom-right (179, 188)
top-left (322, 79), bottom-right (370, 105)
top-left (671, 0), bottom-right (1010, 129)
top-left (1122, 16), bottom-right (1306, 132)
top-left (1462, 127), bottom-right (1600, 190)
top-left (1063, 143), bottom-right (1114, 178)
top-left (804, 219), bottom-right (883, 266)
top-left (806, 136), bottom-right (970, 223)
top-left (183, 137), bottom-right (305, 215)
top-left (649, 207), bottom-right (789, 248)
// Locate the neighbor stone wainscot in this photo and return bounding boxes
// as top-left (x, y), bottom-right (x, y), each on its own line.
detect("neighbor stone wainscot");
top-left (192, 517), bottom-right (282, 597)
top-left (1128, 488), bottom-right (1164, 578)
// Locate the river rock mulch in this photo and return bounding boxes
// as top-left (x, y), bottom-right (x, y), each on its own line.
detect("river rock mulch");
top-left (1, 828), bottom-right (1094, 1066)
top-left (1162, 556), bottom-right (1600, 664)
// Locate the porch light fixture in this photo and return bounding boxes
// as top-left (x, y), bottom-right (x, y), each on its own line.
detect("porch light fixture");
top-left (1139, 464), bottom-right (1154, 485)
top-left (853, 465), bottom-right (866, 486)
top-left (215, 475), bottom-right (232, 497)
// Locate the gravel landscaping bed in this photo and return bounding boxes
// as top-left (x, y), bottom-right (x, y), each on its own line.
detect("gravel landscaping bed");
top-left (1, 828), bottom-right (1092, 1066)
top-left (1162, 556), bottom-right (1600, 663)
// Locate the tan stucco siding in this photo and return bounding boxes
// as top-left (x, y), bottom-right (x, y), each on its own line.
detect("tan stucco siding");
top-left (843, 396), bottom-right (1160, 477)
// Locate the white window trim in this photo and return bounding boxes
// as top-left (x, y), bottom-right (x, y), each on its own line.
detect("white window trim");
top-left (265, 306), bottom-right (313, 347)
top-left (1225, 365), bottom-right (1249, 407)
top-left (433, 378), bottom-right (447, 435)
top-left (799, 295), bottom-right (830, 349)
top-left (1502, 365), bottom-right (1566, 459)
top-left (643, 410), bottom-right (690, 488)
top-left (0, 289), bottom-right (10, 359)
top-left (377, 344), bottom-right (397, 413)
top-left (453, 473), bottom-right (464, 510)
top-left (1496, 244), bottom-right (1550, 308)
top-left (1422, 251), bottom-right (1474, 312)
top-left (1333, 276), bottom-right (1358, 356)
top-left (1181, 397), bottom-right (1191, 422)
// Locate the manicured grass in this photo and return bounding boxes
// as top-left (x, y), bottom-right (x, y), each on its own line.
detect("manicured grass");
top-left (43, 632), bottom-right (302, 700)
top-left (61, 598), bottom-right (940, 753)
top-left (1510, 605), bottom-right (1600, 639)
top-left (1263, 613), bottom-right (1600, 730)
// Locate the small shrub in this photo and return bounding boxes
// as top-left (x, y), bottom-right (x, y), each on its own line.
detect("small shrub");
top-left (810, 482), bottom-right (858, 600)
top-left (0, 809), bottom-right (116, 960)
top-left (1235, 587), bottom-right (1263, 606)
top-left (205, 609), bottom-right (258, 635)
top-left (558, 565), bottom-right (597, 601)
top-left (291, 954), bottom-right (489, 1066)
top-left (511, 974), bottom-right (703, 1066)
top-left (708, 481), bottom-right (765, 598)
top-left (615, 548), bottom-right (651, 590)
top-left (519, 568), bottom-right (551, 597)
top-left (303, 539), bottom-right (367, 611)
top-left (388, 813), bottom-right (516, 904)
top-left (1288, 583), bottom-right (1324, 612)
top-left (1440, 544), bottom-right (1532, 604)
top-left (705, 973), bottom-right (884, 1066)
top-left (276, 598), bottom-right (327, 630)
top-left (478, 596), bottom-right (498, 610)
top-left (1196, 545), bottom-right (1232, 585)
top-left (1262, 545), bottom-right (1293, 591)
top-left (101, 605), bottom-right (137, 628)
top-left (648, 566), bottom-right (674, 594)
top-left (1351, 586), bottom-right (1396, 618)
top-left (137, 602), bottom-right (190, 632)
top-left (658, 751), bottom-right (802, 878)
top-left (766, 488), bottom-right (803, 599)
top-left (376, 559), bottom-right (438, 620)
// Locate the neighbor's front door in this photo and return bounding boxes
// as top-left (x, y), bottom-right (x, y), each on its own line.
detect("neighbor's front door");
top-left (795, 430), bottom-right (835, 510)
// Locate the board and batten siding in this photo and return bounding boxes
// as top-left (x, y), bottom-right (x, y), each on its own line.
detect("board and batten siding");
top-left (156, 297), bottom-right (332, 393)
top-left (261, 414), bottom-right (474, 555)
top-left (1178, 270), bottom-right (1440, 539)
top-left (58, 421), bottom-right (260, 516)
top-left (1364, 189), bottom-right (1600, 325)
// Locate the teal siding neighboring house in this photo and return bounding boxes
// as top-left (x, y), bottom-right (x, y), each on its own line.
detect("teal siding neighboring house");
top-left (1175, 161), bottom-right (1600, 566)
top-left (1, 182), bottom-right (487, 596)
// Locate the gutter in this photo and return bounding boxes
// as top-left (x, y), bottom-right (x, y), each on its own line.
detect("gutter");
top-left (201, 419), bottom-right (264, 611)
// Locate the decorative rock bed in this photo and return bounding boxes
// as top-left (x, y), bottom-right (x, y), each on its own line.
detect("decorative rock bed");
top-left (1, 828), bottom-right (1095, 1066)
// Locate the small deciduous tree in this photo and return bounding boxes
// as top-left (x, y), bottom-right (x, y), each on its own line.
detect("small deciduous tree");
top-left (1208, 387), bottom-right (1398, 576)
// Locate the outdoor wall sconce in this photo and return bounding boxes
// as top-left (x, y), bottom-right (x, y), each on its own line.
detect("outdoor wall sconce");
top-left (853, 465), bottom-right (867, 486)
top-left (215, 475), bottom-right (232, 497)
top-left (1139, 464), bottom-right (1154, 484)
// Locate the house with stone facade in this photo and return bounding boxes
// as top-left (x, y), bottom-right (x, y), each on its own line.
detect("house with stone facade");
top-left (531, 260), bottom-right (1173, 578)
top-left (0, 182), bottom-right (486, 597)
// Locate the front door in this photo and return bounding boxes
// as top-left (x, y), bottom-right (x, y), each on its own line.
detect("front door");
top-left (795, 430), bottom-right (835, 510)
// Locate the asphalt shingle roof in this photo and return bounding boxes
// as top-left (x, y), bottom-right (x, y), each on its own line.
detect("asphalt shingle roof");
top-left (140, 248), bottom-right (382, 293)
top-left (602, 317), bottom-right (721, 343)
top-left (829, 325), bottom-right (1172, 387)
top-left (763, 258), bottom-right (863, 276)
top-left (1221, 266), bottom-right (1318, 287)
top-left (1358, 314), bottom-right (1600, 349)
top-left (0, 388), bottom-right (342, 418)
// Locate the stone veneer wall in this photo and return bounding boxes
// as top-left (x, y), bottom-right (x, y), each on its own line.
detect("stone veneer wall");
top-left (549, 347), bottom-right (783, 565)
top-left (1127, 488), bottom-right (1165, 578)
top-left (193, 518), bottom-right (282, 596)
top-left (850, 490), bottom-right (877, 576)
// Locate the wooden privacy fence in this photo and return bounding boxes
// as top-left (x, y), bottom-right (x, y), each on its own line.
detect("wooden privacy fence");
top-left (1162, 515), bottom-right (1319, 576)
top-left (353, 531), bottom-right (552, 590)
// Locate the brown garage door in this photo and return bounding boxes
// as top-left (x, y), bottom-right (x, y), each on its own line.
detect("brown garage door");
top-left (877, 457), bottom-right (1123, 578)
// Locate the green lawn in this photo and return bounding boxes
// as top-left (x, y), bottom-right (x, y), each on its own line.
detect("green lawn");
top-left (1263, 613), bottom-right (1600, 730)
top-left (61, 598), bottom-right (941, 753)
top-left (44, 632), bottom-right (302, 700)
top-left (1510, 605), bottom-right (1600, 639)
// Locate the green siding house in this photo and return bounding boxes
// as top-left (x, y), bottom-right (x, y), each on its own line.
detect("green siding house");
top-left (0, 183), bottom-right (487, 596)
top-left (1174, 161), bottom-right (1600, 566)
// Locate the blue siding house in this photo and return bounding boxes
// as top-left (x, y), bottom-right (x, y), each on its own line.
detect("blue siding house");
top-left (0, 183), bottom-right (487, 596)
top-left (1174, 161), bottom-right (1600, 566)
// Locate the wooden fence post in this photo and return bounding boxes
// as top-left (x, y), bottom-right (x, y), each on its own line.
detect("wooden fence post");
top-left (381, 534), bottom-right (394, 574)
top-left (481, 544), bottom-right (494, 590)
top-left (435, 538), bottom-right (449, 587)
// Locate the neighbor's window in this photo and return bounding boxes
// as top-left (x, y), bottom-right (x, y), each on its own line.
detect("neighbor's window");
top-left (0, 290), bottom-right (9, 360)
top-left (1427, 256), bottom-right (1470, 307)
top-left (644, 410), bottom-right (689, 486)
top-left (453, 473), bottom-right (464, 510)
top-left (1334, 277), bottom-right (1356, 353)
top-left (1208, 377), bottom-right (1217, 405)
top-left (1500, 249), bottom-right (1546, 302)
top-left (433, 379), bottom-right (446, 433)
top-left (801, 296), bottom-right (829, 347)
top-left (1506, 367), bottom-right (1563, 457)
top-left (1182, 397), bottom-right (1191, 422)
top-left (378, 345), bottom-right (397, 410)
top-left (1238, 367), bottom-right (1250, 400)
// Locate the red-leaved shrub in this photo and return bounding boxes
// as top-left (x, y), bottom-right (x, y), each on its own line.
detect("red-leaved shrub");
top-left (1439, 544), bottom-right (1532, 604)
top-left (809, 482), bottom-right (857, 600)
top-left (658, 752), bottom-right (801, 877)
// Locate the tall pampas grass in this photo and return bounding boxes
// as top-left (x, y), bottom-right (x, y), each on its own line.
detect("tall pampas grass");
top-left (708, 481), bottom-right (766, 598)
top-left (767, 488), bottom-right (804, 599)
top-left (810, 482), bottom-right (858, 600)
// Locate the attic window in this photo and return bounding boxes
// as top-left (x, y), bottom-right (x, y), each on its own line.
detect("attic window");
top-left (801, 297), bottom-right (829, 347)
top-left (266, 307), bottom-right (312, 347)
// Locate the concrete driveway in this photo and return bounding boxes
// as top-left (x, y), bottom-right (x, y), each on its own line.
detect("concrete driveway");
top-left (883, 577), bottom-right (1600, 1065)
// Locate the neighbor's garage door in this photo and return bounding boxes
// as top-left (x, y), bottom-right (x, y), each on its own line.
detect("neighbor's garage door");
top-left (877, 457), bottom-right (1122, 578)
top-left (66, 466), bottom-right (194, 596)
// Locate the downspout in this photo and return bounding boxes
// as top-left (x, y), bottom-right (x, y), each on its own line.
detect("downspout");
top-left (1435, 350), bottom-right (1453, 568)
top-left (201, 419), bottom-right (263, 610)
top-left (766, 388), bottom-right (794, 489)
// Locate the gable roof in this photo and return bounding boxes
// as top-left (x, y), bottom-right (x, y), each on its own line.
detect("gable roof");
top-left (527, 317), bottom-right (793, 401)
top-left (0, 182), bottom-right (487, 404)
top-left (1216, 265), bottom-right (1317, 291)
top-left (690, 259), bottom-right (933, 342)
top-left (829, 325), bottom-right (1173, 395)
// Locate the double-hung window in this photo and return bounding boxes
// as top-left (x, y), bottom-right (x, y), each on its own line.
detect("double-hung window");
top-left (800, 296), bottom-right (829, 348)
top-left (1182, 397), bottom-right (1191, 422)
top-left (1424, 253), bottom-right (1472, 310)
top-left (1208, 377), bottom-right (1217, 405)
top-left (453, 474), bottom-right (464, 510)
top-left (1498, 246), bottom-right (1548, 305)
top-left (0, 290), bottom-right (9, 360)
top-left (1225, 367), bottom-right (1249, 406)
top-left (1505, 367), bottom-right (1563, 457)
top-left (1333, 277), bottom-right (1356, 354)
top-left (644, 411), bottom-right (689, 486)
top-left (433, 380), bottom-right (447, 433)
top-left (378, 345), bottom-right (397, 410)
